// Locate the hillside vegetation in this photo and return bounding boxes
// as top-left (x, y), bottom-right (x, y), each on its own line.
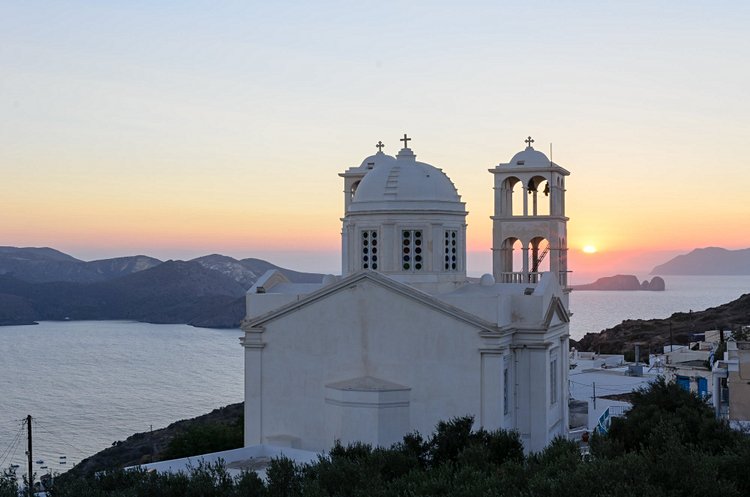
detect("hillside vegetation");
top-left (15, 378), bottom-right (750, 497)
top-left (573, 293), bottom-right (750, 354)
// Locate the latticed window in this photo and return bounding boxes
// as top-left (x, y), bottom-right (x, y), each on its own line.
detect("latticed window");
top-left (401, 230), bottom-right (423, 271)
top-left (444, 230), bottom-right (458, 270)
top-left (361, 230), bottom-right (379, 270)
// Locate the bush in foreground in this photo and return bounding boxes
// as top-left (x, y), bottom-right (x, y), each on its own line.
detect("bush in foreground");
top-left (48, 379), bottom-right (750, 496)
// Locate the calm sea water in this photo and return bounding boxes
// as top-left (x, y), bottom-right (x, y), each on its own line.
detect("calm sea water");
top-left (0, 275), bottom-right (748, 474)
top-left (0, 321), bottom-right (243, 475)
top-left (569, 275), bottom-right (750, 340)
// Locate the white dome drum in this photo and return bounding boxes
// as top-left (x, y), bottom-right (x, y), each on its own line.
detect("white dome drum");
top-left (340, 139), bottom-right (468, 286)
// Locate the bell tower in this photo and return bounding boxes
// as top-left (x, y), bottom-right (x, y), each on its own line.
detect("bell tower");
top-left (490, 137), bottom-right (570, 288)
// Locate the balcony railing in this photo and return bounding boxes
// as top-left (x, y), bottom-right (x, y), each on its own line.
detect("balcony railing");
top-left (497, 271), bottom-right (568, 287)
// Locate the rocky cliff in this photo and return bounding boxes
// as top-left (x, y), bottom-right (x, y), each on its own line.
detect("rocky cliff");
top-left (572, 293), bottom-right (750, 354)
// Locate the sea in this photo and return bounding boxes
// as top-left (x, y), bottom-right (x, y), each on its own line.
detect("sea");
top-left (0, 322), bottom-right (244, 476)
top-left (0, 274), bottom-right (748, 475)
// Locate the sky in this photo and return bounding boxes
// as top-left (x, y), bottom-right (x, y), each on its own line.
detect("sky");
top-left (1, 1), bottom-right (749, 280)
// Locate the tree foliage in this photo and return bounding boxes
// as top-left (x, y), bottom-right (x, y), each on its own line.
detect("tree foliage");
top-left (605, 376), bottom-right (739, 454)
top-left (161, 416), bottom-right (244, 461)
top-left (48, 380), bottom-right (750, 496)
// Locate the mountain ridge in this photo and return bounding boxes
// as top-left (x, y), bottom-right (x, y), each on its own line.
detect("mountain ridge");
top-left (0, 247), bottom-right (323, 328)
top-left (651, 247), bottom-right (750, 275)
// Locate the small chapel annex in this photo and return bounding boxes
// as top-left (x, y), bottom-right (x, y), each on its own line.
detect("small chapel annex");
top-left (241, 136), bottom-right (572, 453)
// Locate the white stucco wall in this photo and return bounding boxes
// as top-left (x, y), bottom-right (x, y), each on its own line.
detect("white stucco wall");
top-left (243, 274), bottom-right (569, 453)
top-left (245, 279), bottom-right (491, 451)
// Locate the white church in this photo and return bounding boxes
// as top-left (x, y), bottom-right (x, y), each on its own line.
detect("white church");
top-left (241, 135), bottom-right (571, 453)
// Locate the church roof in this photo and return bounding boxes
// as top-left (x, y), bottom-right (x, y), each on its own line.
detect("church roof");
top-left (242, 270), bottom-right (500, 333)
top-left (507, 146), bottom-right (551, 167)
top-left (493, 137), bottom-right (569, 173)
top-left (349, 147), bottom-right (465, 213)
top-left (357, 151), bottom-right (397, 170)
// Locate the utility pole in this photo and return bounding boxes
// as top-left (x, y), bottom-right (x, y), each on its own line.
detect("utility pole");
top-left (26, 414), bottom-right (32, 497)
top-left (592, 382), bottom-right (596, 410)
top-left (150, 425), bottom-right (153, 461)
top-left (669, 321), bottom-right (674, 352)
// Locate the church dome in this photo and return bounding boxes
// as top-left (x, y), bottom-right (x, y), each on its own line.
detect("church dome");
top-left (356, 151), bottom-right (397, 171)
top-left (507, 147), bottom-right (550, 167)
top-left (350, 147), bottom-right (464, 212)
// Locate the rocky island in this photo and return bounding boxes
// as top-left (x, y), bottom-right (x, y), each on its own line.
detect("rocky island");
top-left (571, 274), bottom-right (665, 291)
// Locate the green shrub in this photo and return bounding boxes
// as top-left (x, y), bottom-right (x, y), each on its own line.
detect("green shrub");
top-left (161, 420), bottom-right (243, 461)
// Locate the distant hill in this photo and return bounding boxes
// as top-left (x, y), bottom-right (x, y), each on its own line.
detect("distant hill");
top-left (0, 246), bottom-right (79, 262)
top-left (0, 293), bottom-right (36, 325)
top-left (651, 247), bottom-right (750, 275)
top-left (0, 247), bottom-right (324, 328)
top-left (0, 246), bottom-right (161, 283)
top-left (191, 255), bottom-right (324, 288)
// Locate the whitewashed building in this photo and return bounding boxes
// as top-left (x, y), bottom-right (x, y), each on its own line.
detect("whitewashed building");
top-left (241, 136), bottom-right (572, 453)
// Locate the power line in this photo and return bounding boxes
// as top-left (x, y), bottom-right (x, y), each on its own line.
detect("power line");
top-left (0, 422), bottom-right (25, 468)
top-left (31, 420), bottom-right (89, 458)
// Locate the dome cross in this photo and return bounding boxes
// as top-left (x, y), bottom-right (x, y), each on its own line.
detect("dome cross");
top-left (524, 136), bottom-right (535, 148)
top-left (375, 140), bottom-right (385, 152)
top-left (400, 134), bottom-right (411, 148)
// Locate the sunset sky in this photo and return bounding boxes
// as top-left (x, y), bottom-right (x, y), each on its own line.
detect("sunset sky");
top-left (2, 2), bottom-right (749, 280)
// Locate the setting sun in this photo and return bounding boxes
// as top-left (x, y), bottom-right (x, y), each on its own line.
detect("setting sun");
top-left (583, 245), bottom-right (598, 254)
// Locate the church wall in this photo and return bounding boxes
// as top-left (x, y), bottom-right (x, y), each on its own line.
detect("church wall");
top-left (511, 295), bottom-right (545, 325)
top-left (324, 386), bottom-right (411, 447)
top-left (480, 352), bottom-right (504, 430)
top-left (508, 323), bottom-right (568, 453)
top-left (513, 345), bottom-right (551, 451)
top-left (438, 293), bottom-right (513, 327)
top-left (246, 293), bottom-right (298, 321)
top-left (250, 280), bottom-right (488, 452)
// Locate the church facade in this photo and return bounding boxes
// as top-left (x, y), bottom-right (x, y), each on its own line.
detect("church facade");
top-left (241, 136), bottom-right (571, 453)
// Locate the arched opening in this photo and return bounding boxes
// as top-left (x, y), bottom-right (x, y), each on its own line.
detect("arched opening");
top-left (350, 180), bottom-right (361, 201)
top-left (499, 237), bottom-right (525, 282)
top-left (501, 177), bottom-right (525, 217)
top-left (526, 176), bottom-right (550, 216)
top-left (528, 237), bottom-right (551, 278)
